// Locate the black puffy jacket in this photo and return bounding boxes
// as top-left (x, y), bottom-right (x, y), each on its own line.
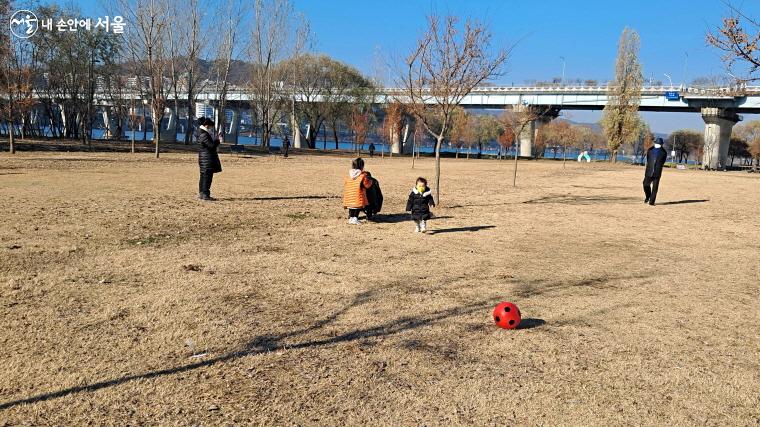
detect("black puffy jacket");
top-left (644, 146), bottom-right (667, 178)
top-left (406, 186), bottom-right (435, 221)
top-left (365, 176), bottom-right (383, 217)
top-left (198, 128), bottom-right (222, 173)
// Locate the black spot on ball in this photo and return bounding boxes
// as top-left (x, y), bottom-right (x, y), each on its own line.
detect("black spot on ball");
top-left (504, 306), bottom-right (511, 312)
top-left (494, 316), bottom-right (500, 322)
top-left (509, 319), bottom-right (515, 325)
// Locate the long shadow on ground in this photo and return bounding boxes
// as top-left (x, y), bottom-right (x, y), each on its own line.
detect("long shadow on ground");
top-left (523, 194), bottom-right (640, 205)
top-left (224, 195), bottom-right (340, 202)
top-left (0, 292), bottom-right (493, 411)
top-left (657, 199), bottom-right (709, 205)
top-left (369, 214), bottom-right (454, 223)
top-left (429, 225), bottom-right (496, 234)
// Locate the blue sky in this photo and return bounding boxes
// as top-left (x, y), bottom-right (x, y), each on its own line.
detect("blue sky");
top-left (49, 0), bottom-right (760, 132)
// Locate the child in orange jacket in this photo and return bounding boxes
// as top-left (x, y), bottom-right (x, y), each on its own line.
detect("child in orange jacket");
top-left (342, 157), bottom-right (373, 225)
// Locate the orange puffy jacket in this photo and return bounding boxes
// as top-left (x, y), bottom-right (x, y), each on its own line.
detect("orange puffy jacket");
top-left (343, 170), bottom-right (373, 209)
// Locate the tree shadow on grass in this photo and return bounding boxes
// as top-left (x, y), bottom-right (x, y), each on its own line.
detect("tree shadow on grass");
top-left (657, 199), bottom-right (709, 205)
top-left (511, 272), bottom-right (654, 299)
top-left (428, 225), bottom-right (495, 235)
top-left (0, 290), bottom-right (491, 411)
top-left (447, 202), bottom-right (513, 209)
top-left (522, 194), bottom-right (640, 205)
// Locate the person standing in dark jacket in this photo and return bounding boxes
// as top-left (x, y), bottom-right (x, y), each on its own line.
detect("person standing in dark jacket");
top-left (282, 134), bottom-right (290, 158)
top-left (406, 177), bottom-right (435, 232)
top-left (197, 117), bottom-right (222, 201)
top-left (643, 137), bottom-right (668, 206)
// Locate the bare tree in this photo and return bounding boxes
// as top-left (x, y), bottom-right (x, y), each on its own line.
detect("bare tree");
top-left (381, 101), bottom-right (404, 157)
top-left (601, 27), bottom-right (643, 163)
top-left (668, 129), bottom-right (703, 164)
top-left (1, 4), bottom-right (37, 153)
top-left (248, 0), bottom-right (310, 148)
top-left (118, 0), bottom-right (172, 158)
top-left (324, 62), bottom-right (374, 150)
top-left (733, 120), bottom-right (760, 170)
top-left (448, 107), bottom-right (469, 158)
top-left (287, 54), bottom-right (372, 149)
top-left (210, 0), bottom-right (244, 143)
top-left (543, 119), bottom-right (581, 168)
top-left (473, 114), bottom-right (501, 159)
top-left (399, 14), bottom-right (510, 204)
top-left (500, 106), bottom-right (548, 186)
top-left (707, 3), bottom-right (760, 83)
top-left (174, 0), bottom-right (210, 144)
top-left (349, 108), bottom-right (371, 153)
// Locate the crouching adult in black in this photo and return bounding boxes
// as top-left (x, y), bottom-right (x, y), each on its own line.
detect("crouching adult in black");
top-left (643, 137), bottom-right (668, 206)
top-left (197, 117), bottom-right (222, 201)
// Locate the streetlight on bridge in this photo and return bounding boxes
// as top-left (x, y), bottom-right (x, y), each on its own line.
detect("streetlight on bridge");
top-left (663, 73), bottom-right (674, 89)
top-left (560, 56), bottom-right (566, 86)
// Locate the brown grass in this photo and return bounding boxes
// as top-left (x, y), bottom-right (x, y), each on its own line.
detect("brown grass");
top-left (1, 152), bottom-right (759, 425)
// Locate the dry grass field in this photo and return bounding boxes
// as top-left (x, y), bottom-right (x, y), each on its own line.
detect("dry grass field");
top-left (1, 151), bottom-right (759, 425)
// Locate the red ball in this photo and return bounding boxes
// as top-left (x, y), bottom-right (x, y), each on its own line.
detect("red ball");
top-left (493, 302), bottom-right (521, 329)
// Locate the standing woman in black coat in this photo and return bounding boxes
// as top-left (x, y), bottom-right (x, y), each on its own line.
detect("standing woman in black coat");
top-left (643, 137), bottom-right (668, 206)
top-left (197, 117), bottom-right (222, 201)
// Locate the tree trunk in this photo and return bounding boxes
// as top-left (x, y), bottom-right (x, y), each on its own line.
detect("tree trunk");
top-left (411, 133), bottom-right (416, 169)
top-left (153, 105), bottom-right (161, 159)
top-left (262, 126), bottom-right (271, 148)
top-left (513, 141), bottom-right (519, 187)
top-left (142, 107), bottom-right (147, 141)
top-left (8, 120), bottom-right (15, 154)
top-left (563, 144), bottom-right (567, 169)
top-left (611, 149), bottom-right (617, 163)
top-left (185, 89), bottom-right (194, 145)
top-left (435, 136), bottom-right (442, 204)
top-left (333, 123), bottom-right (339, 150)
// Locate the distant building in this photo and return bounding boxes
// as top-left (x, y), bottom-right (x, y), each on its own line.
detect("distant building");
top-left (195, 103), bottom-right (215, 120)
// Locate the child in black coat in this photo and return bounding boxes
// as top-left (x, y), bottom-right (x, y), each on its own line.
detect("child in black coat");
top-left (405, 177), bottom-right (435, 233)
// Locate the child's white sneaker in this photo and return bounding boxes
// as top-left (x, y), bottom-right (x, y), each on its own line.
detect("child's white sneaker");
top-left (414, 223), bottom-right (420, 233)
top-left (420, 220), bottom-right (427, 232)
top-left (348, 217), bottom-right (362, 225)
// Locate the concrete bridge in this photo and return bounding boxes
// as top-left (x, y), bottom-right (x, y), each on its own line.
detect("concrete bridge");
top-left (41, 84), bottom-right (760, 169)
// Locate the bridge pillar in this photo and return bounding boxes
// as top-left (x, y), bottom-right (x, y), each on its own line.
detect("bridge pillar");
top-left (58, 103), bottom-right (67, 136)
top-left (701, 108), bottom-right (740, 170)
top-left (102, 107), bottom-right (124, 140)
top-left (517, 107), bottom-right (557, 157)
top-left (213, 107), bottom-right (221, 133)
top-left (291, 111), bottom-right (302, 148)
top-left (519, 119), bottom-right (535, 157)
top-left (159, 107), bottom-right (178, 143)
top-left (512, 105), bottom-right (559, 157)
top-left (390, 123), bottom-right (402, 154)
top-left (226, 108), bottom-right (241, 145)
top-left (402, 122), bottom-right (414, 154)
